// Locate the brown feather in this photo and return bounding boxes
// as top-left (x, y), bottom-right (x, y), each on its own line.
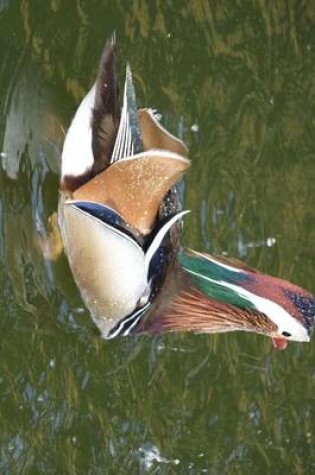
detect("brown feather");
top-left (72, 152), bottom-right (190, 235)
top-left (138, 109), bottom-right (188, 156)
top-left (139, 270), bottom-right (277, 337)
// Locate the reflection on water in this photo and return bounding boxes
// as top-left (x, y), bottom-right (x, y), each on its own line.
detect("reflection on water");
top-left (0, 1), bottom-right (315, 473)
top-left (1, 62), bottom-right (57, 312)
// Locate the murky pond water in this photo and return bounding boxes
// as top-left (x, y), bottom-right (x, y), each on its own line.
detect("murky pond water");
top-left (1, 2), bottom-right (315, 473)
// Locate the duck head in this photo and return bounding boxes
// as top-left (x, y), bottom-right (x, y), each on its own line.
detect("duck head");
top-left (58, 35), bottom-right (315, 347)
top-left (138, 250), bottom-right (314, 349)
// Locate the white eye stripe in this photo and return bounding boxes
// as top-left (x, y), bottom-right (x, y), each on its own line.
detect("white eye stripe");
top-left (219, 280), bottom-right (309, 341)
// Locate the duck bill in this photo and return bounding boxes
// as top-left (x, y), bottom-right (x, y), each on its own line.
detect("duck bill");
top-left (271, 337), bottom-right (289, 350)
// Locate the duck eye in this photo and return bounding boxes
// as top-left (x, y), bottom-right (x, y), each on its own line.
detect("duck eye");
top-left (282, 331), bottom-right (291, 337)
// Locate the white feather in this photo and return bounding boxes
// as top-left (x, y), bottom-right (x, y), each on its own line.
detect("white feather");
top-left (144, 210), bottom-right (190, 273)
top-left (61, 85), bottom-right (96, 178)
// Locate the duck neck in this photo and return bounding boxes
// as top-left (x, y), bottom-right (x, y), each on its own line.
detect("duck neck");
top-left (137, 264), bottom-right (277, 336)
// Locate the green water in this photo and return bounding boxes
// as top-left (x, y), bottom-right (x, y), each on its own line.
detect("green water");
top-left (0, 1), bottom-right (315, 473)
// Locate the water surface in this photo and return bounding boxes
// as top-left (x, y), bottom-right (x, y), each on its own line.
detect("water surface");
top-left (0, 1), bottom-right (315, 473)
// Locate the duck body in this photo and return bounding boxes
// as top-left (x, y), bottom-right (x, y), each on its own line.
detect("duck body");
top-left (58, 35), bottom-right (315, 348)
top-left (59, 35), bottom-right (190, 337)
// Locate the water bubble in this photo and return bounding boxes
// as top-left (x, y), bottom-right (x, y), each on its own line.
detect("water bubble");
top-left (8, 443), bottom-right (14, 452)
top-left (139, 443), bottom-right (170, 470)
top-left (191, 123), bottom-right (199, 133)
top-left (49, 359), bottom-right (56, 369)
top-left (266, 237), bottom-right (276, 247)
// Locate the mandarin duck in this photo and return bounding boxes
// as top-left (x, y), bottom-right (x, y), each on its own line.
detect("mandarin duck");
top-left (58, 35), bottom-right (315, 349)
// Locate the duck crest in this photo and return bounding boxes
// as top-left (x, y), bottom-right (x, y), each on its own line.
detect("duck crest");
top-left (179, 250), bottom-right (258, 311)
top-left (58, 34), bottom-right (315, 347)
top-left (175, 250), bottom-right (314, 343)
